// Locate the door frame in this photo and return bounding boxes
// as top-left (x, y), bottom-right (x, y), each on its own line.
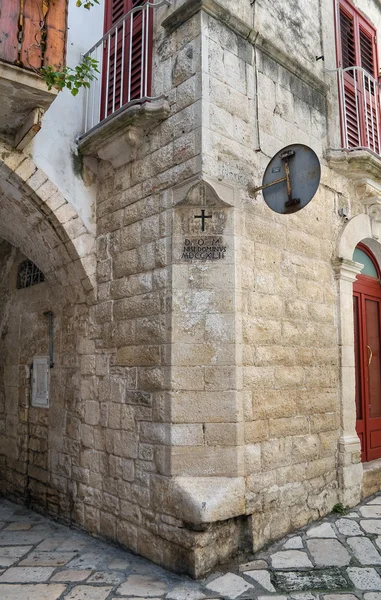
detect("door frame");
top-left (353, 243), bottom-right (381, 462)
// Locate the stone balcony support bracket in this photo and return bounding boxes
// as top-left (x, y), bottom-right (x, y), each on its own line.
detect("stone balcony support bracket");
top-left (77, 99), bottom-right (170, 168)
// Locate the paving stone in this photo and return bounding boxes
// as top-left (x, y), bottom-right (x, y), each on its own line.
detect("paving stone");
top-left (306, 539), bottom-right (351, 567)
top-left (0, 583), bottom-right (67, 599)
top-left (36, 537), bottom-right (67, 552)
top-left (67, 553), bottom-right (105, 569)
top-left (271, 551), bottom-right (313, 569)
top-left (19, 551), bottom-right (77, 567)
top-left (205, 573), bottom-right (254, 599)
top-left (57, 538), bottom-right (89, 552)
top-left (284, 537), bottom-right (304, 549)
top-left (290, 594), bottom-right (316, 600)
top-left (364, 594), bottom-right (381, 600)
top-left (239, 559), bottom-right (268, 572)
top-left (50, 570), bottom-right (92, 582)
top-left (335, 519), bottom-right (364, 537)
top-left (274, 569), bottom-right (349, 592)
top-left (346, 513), bottom-right (360, 519)
top-left (165, 584), bottom-right (207, 599)
top-left (360, 507), bottom-right (381, 519)
top-left (245, 569), bottom-right (276, 591)
top-left (360, 521), bottom-right (381, 535)
top-left (323, 596), bottom-right (358, 600)
top-left (0, 533), bottom-right (44, 546)
top-left (0, 546), bottom-right (33, 567)
top-left (367, 499), bottom-right (381, 505)
top-left (347, 568), bottom-right (381, 590)
top-left (108, 558), bottom-right (131, 570)
top-left (347, 537), bottom-right (381, 565)
top-left (258, 596), bottom-right (287, 600)
top-left (5, 523), bottom-right (32, 531)
top-left (88, 571), bottom-right (124, 584)
top-left (63, 585), bottom-right (113, 600)
top-left (117, 574), bottom-right (169, 597)
top-left (0, 567), bottom-right (56, 582)
top-left (306, 523), bottom-right (337, 538)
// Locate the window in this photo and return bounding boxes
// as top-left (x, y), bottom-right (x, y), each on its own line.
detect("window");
top-left (101, 0), bottom-right (153, 119)
top-left (337, 0), bottom-right (379, 152)
top-left (17, 260), bottom-right (45, 289)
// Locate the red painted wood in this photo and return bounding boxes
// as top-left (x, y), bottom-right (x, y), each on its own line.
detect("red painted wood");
top-left (0, 0), bottom-right (20, 64)
top-left (337, 0), bottom-right (379, 150)
top-left (353, 244), bottom-right (381, 462)
top-left (44, 0), bottom-right (67, 70)
top-left (101, 0), bottom-right (152, 120)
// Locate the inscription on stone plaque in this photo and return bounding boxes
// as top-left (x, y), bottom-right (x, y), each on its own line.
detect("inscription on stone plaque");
top-left (181, 237), bottom-right (227, 261)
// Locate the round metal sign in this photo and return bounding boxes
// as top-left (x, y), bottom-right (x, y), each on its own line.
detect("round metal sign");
top-left (261, 144), bottom-right (321, 214)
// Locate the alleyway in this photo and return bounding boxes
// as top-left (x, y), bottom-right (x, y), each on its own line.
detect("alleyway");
top-left (1, 494), bottom-right (381, 599)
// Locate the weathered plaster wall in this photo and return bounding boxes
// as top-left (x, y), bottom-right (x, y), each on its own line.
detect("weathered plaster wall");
top-left (31, 0), bottom-right (105, 232)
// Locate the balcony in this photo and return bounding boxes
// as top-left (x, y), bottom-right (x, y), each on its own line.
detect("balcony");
top-left (77, 0), bottom-right (171, 168)
top-left (327, 66), bottom-right (381, 182)
top-left (0, 0), bottom-right (67, 147)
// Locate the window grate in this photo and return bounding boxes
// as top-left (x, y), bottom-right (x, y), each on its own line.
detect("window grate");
top-left (17, 260), bottom-right (45, 289)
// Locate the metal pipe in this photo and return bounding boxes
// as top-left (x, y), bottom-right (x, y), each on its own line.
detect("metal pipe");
top-left (43, 311), bottom-right (54, 369)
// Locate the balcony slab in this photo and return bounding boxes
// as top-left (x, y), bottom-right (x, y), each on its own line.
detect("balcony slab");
top-left (77, 98), bottom-right (170, 168)
top-left (0, 61), bottom-right (57, 145)
top-left (326, 148), bottom-right (381, 182)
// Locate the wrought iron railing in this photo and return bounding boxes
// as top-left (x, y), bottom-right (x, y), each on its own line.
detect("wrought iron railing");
top-left (334, 66), bottom-right (381, 155)
top-left (82, 0), bottom-right (170, 136)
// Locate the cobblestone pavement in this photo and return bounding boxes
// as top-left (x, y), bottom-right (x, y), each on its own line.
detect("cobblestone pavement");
top-left (2, 495), bottom-right (381, 600)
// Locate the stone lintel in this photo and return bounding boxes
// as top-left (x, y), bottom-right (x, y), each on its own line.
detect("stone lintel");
top-left (152, 476), bottom-right (245, 524)
top-left (326, 148), bottom-right (381, 184)
top-left (77, 98), bottom-right (170, 168)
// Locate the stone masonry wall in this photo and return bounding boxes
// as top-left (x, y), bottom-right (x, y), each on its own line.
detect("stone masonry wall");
top-left (202, 8), bottom-right (342, 551)
top-left (0, 244), bottom-right (86, 521)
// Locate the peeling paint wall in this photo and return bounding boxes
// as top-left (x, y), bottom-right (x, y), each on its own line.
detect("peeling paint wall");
top-left (31, 0), bottom-right (105, 232)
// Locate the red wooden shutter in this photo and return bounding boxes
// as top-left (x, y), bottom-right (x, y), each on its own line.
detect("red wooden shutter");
top-left (101, 0), bottom-right (152, 120)
top-left (338, 0), bottom-right (379, 151)
top-left (340, 8), bottom-right (356, 69)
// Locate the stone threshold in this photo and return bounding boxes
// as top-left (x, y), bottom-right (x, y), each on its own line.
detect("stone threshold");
top-left (362, 458), bottom-right (381, 499)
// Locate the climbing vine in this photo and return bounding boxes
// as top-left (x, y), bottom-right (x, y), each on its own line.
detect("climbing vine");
top-left (39, 0), bottom-right (100, 95)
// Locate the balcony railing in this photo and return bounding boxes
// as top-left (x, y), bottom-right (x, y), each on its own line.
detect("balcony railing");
top-left (335, 66), bottom-right (381, 156)
top-left (82, 0), bottom-right (170, 136)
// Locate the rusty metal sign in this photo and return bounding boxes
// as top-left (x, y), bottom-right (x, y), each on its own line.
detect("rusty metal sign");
top-left (253, 144), bottom-right (321, 215)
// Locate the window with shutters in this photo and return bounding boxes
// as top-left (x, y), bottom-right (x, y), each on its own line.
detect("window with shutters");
top-left (337, 0), bottom-right (380, 153)
top-left (100, 0), bottom-right (153, 120)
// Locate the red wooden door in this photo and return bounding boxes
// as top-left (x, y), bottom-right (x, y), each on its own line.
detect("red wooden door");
top-left (100, 0), bottom-right (152, 120)
top-left (354, 248), bottom-right (381, 462)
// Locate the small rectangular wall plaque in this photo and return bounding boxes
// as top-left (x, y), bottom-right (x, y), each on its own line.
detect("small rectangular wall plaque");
top-left (32, 356), bottom-right (50, 408)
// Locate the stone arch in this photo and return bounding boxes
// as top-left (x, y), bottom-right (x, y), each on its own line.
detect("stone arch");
top-left (335, 211), bottom-right (381, 506)
top-left (0, 143), bottom-right (96, 302)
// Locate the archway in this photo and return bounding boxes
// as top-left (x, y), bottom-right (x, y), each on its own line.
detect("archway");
top-left (0, 145), bottom-right (95, 519)
top-left (353, 244), bottom-right (381, 462)
top-left (336, 211), bottom-right (381, 505)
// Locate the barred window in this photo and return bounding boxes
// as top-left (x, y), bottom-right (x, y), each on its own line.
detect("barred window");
top-left (17, 260), bottom-right (45, 289)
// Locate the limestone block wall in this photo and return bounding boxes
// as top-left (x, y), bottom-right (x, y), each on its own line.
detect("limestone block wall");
top-left (201, 7), bottom-right (343, 550)
top-left (0, 244), bottom-right (86, 520)
top-left (70, 12), bottom-right (206, 573)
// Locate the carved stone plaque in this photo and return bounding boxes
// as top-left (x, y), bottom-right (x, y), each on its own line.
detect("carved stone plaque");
top-left (181, 237), bottom-right (227, 261)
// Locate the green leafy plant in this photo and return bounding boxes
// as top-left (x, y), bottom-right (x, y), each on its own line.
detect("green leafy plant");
top-left (76, 0), bottom-right (100, 9)
top-left (41, 56), bottom-right (100, 97)
top-left (332, 503), bottom-right (348, 515)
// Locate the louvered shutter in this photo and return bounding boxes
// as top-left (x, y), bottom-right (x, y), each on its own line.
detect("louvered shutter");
top-left (340, 8), bottom-right (356, 69)
top-left (101, 0), bottom-right (152, 120)
top-left (338, 0), bottom-right (379, 152)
